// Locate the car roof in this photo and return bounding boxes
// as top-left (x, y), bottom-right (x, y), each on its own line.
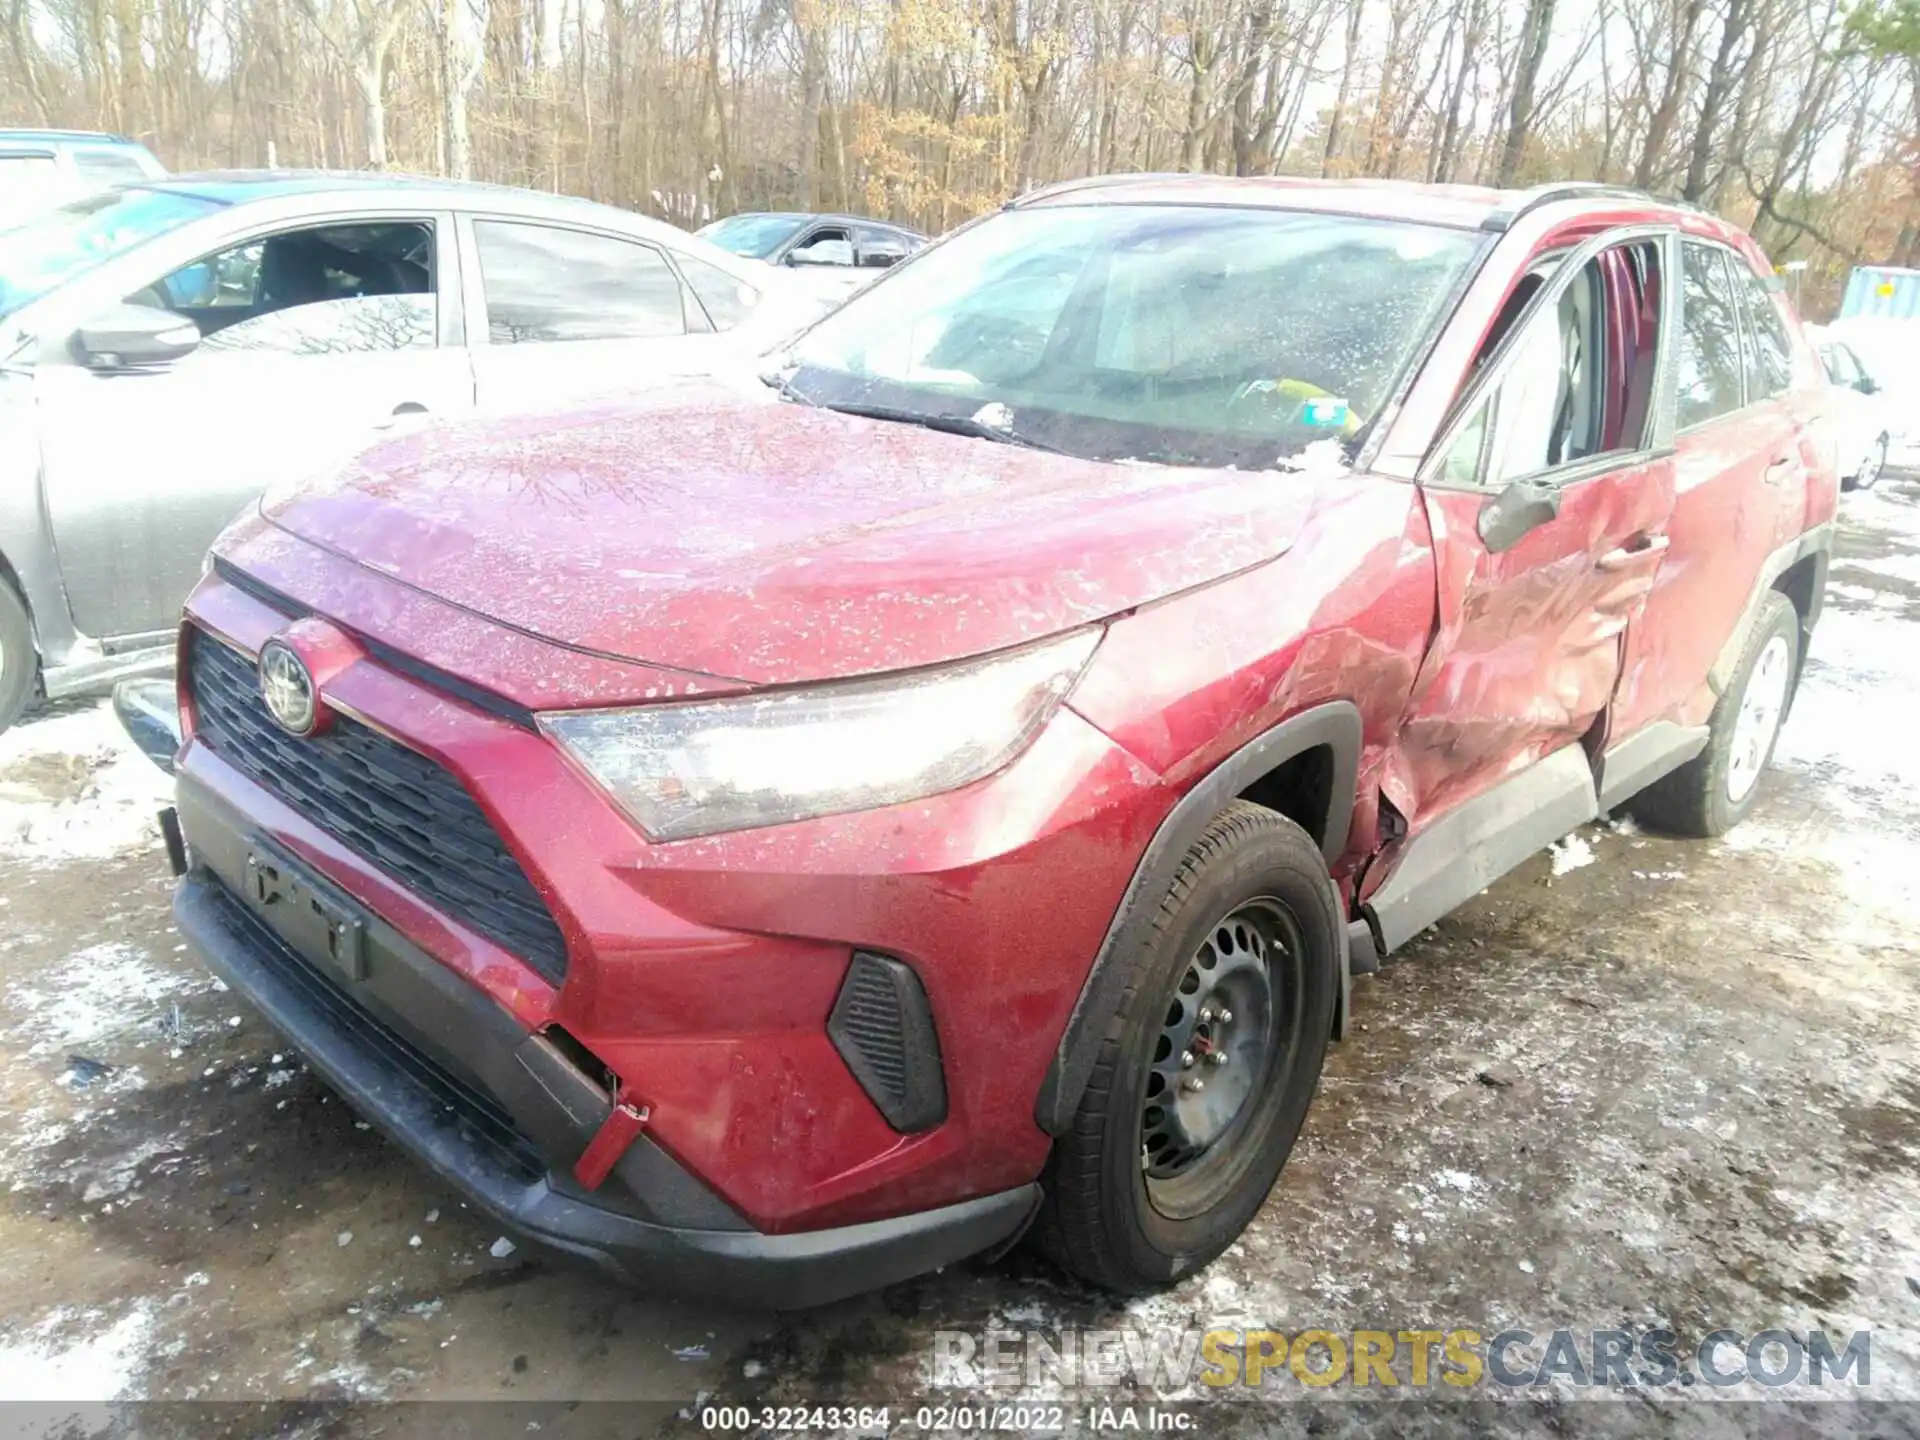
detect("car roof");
top-left (0, 129), bottom-right (140, 145)
top-left (722, 210), bottom-right (923, 235)
top-left (1011, 174), bottom-right (1746, 239)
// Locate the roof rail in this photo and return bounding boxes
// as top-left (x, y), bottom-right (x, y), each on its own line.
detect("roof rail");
top-left (1484, 180), bottom-right (1702, 232)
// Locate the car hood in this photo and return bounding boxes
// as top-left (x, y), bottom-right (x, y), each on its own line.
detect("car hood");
top-left (260, 384), bottom-right (1320, 686)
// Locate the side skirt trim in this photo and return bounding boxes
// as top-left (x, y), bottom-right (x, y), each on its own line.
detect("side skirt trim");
top-left (1594, 720), bottom-right (1710, 813)
top-left (1363, 744), bottom-right (1597, 956)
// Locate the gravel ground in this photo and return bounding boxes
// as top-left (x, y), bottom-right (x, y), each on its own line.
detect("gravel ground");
top-left (1, 480), bottom-right (1917, 1438)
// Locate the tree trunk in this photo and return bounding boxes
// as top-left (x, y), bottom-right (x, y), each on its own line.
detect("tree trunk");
top-left (1320, 0), bottom-right (1366, 177)
top-left (1635, 0), bottom-right (1708, 190)
top-left (356, 56), bottom-right (387, 168)
top-left (1681, 0), bottom-right (1747, 202)
top-left (1495, 0), bottom-right (1555, 186)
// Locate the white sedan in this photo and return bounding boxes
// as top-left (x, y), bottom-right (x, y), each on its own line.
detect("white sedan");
top-left (1809, 321), bottom-right (1910, 491)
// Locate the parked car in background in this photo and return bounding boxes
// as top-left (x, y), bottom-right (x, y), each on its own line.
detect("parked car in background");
top-left (0, 171), bottom-right (835, 731)
top-left (132, 178), bottom-right (1834, 1307)
top-left (1810, 319), bottom-right (1915, 489)
top-left (0, 129), bottom-right (165, 230)
top-left (698, 211), bottom-right (925, 291)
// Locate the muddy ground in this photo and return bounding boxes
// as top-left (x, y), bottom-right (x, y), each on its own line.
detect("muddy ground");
top-left (2, 479), bottom-right (1918, 1438)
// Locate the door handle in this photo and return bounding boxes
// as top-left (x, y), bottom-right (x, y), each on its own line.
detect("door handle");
top-left (1765, 455), bottom-right (1796, 484)
top-left (1597, 533), bottom-right (1671, 570)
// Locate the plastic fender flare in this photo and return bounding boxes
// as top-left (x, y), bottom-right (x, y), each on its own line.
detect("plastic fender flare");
top-left (1032, 700), bottom-right (1362, 1137)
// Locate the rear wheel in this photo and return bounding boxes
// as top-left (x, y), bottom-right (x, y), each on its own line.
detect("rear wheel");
top-left (0, 581), bottom-right (36, 736)
top-left (1848, 434), bottom-right (1887, 492)
top-left (1632, 592), bottom-right (1799, 838)
top-left (1031, 801), bottom-right (1337, 1292)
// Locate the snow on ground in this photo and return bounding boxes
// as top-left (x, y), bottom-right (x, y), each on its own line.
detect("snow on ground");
top-left (0, 702), bottom-right (169, 866)
top-left (0, 1302), bottom-right (158, 1400)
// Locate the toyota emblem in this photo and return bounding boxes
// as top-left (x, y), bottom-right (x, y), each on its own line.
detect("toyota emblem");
top-left (259, 640), bottom-right (318, 736)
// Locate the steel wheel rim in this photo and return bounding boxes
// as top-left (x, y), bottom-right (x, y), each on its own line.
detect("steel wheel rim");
top-left (1139, 897), bottom-right (1302, 1220)
top-left (1728, 634), bottom-right (1791, 804)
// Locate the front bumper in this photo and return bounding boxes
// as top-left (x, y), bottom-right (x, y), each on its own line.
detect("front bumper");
top-left (172, 773), bottom-right (1038, 1309)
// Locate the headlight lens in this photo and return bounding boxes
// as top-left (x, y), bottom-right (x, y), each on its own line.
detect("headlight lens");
top-left (539, 629), bottom-right (1101, 841)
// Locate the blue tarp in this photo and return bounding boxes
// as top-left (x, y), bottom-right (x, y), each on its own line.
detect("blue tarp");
top-left (1840, 265), bottom-right (1920, 320)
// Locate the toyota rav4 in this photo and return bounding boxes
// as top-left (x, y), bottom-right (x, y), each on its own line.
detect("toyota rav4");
top-left (138, 177), bottom-right (1836, 1307)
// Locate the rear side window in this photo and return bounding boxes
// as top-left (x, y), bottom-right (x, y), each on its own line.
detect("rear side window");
top-left (1676, 241), bottom-right (1746, 428)
top-left (676, 251), bottom-right (759, 330)
top-left (72, 147), bottom-right (154, 185)
top-left (474, 221), bottom-right (688, 343)
top-left (1736, 269), bottom-right (1794, 398)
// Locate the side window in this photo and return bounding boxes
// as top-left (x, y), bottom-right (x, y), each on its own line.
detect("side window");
top-left (854, 225), bottom-right (911, 270)
top-left (141, 222), bottom-right (435, 342)
top-left (1676, 241), bottom-right (1746, 427)
top-left (200, 294), bottom-right (436, 355)
top-left (71, 148), bottom-right (153, 186)
top-left (676, 251), bottom-right (760, 331)
top-left (1736, 268), bottom-right (1794, 398)
top-left (1488, 257), bottom-right (1606, 482)
top-left (474, 220), bottom-right (687, 343)
top-left (789, 227), bottom-right (854, 267)
top-left (1439, 239), bottom-right (1664, 488)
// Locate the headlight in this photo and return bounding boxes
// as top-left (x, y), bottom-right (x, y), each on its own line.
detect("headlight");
top-left (539, 629), bottom-right (1102, 841)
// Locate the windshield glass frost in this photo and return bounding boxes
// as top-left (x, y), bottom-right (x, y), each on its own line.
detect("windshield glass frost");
top-left (787, 204), bottom-right (1480, 469)
top-left (0, 187), bottom-right (219, 319)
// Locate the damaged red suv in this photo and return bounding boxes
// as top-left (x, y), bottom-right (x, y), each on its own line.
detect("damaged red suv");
top-left (141, 177), bottom-right (1834, 1306)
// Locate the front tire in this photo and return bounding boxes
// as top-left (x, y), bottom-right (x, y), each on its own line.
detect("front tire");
top-left (1031, 801), bottom-right (1337, 1293)
top-left (0, 581), bottom-right (36, 736)
top-left (1633, 592), bottom-right (1799, 838)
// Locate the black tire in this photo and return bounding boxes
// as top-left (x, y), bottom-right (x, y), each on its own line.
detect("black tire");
top-left (1030, 800), bottom-right (1338, 1293)
top-left (1849, 434), bottom-right (1887, 492)
top-left (0, 580), bottom-right (35, 736)
top-left (1632, 592), bottom-right (1799, 838)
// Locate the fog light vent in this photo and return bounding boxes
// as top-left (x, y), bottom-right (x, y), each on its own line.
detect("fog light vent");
top-left (828, 951), bottom-right (947, 1133)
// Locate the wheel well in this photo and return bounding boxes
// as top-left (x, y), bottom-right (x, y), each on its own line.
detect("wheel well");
top-left (1773, 553), bottom-right (1822, 696)
top-left (1237, 744), bottom-right (1334, 850)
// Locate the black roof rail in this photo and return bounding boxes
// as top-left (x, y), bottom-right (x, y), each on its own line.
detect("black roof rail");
top-left (1484, 180), bottom-right (1703, 232)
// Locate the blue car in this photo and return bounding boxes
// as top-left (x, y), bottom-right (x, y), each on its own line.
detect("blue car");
top-left (0, 129), bottom-right (166, 230)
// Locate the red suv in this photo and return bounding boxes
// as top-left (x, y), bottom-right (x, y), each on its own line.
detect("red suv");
top-left (148, 178), bottom-right (1835, 1306)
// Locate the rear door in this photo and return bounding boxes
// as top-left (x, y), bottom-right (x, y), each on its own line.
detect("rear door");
top-left (460, 215), bottom-right (732, 412)
top-left (1395, 228), bottom-right (1677, 826)
top-left (1607, 238), bottom-right (1796, 741)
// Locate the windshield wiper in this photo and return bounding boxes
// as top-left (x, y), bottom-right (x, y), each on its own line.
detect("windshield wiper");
top-left (821, 401), bottom-right (1068, 455)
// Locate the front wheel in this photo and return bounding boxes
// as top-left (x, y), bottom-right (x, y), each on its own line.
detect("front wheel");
top-left (0, 581), bottom-right (36, 736)
top-left (1030, 801), bottom-right (1337, 1293)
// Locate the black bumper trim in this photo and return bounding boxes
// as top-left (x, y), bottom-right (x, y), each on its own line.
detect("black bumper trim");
top-left (174, 870), bottom-right (1036, 1308)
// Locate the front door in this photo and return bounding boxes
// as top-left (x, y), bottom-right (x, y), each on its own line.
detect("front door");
top-left (1391, 231), bottom-right (1677, 828)
top-left (36, 214), bottom-right (473, 639)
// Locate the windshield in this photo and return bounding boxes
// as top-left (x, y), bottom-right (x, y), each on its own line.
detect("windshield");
top-left (0, 187), bottom-right (219, 319)
top-left (699, 213), bottom-right (810, 259)
top-left (784, 204), bottom-right (1482, 469)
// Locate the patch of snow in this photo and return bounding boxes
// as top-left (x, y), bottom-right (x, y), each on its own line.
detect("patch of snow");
top-left (4, 942), bottom-right (199, 1057)
top-left (0, 702), bottom-right (170, 865)
top-left (1548, 833), bottom-right (1595, 877)
top-left (0, 1302), bottom-right (156, 1400)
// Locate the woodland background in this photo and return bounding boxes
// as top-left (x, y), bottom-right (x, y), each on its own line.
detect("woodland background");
top-left (3, 0), bottom-right (1917, 316)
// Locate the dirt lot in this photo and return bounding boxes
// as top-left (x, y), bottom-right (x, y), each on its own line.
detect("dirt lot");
top-left (2, 480), bottom-right (1918, 1436)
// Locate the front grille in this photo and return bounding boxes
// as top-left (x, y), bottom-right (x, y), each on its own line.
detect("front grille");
top-left (204, 877), bottom-right (547, 1183)
top-left (188, 629), bottom-right (569, 986)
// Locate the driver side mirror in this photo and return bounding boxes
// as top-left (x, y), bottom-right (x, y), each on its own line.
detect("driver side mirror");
top-left (1478, 477), bottom-right (1562, 553)
top-left (1856, 375), bottom-right (1880, 395)
top-left (73, 303), bottom-right (200, 371)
